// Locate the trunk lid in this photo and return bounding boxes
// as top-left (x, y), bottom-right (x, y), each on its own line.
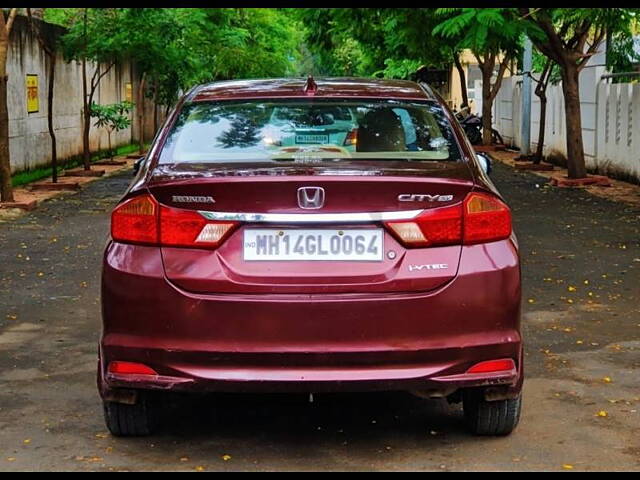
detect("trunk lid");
top-left (149, 161), bottom-right (474, 294)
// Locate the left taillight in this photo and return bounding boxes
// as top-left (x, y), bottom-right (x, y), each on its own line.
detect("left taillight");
top-left (159, 204), bottom-right (238, 248)
top-left (111, 194), bottom-right (159, 245)
top-left (111, 193), bottom-right (238, 248)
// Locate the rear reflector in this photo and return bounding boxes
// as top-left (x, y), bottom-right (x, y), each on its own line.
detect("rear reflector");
top-left (108, 361), bottom-right (158, 376)
top-left (466, 359), bottom-right (515, 374)
top-left (111, 194), bottom-right (238, 249)
top-left (383, 191), bottom-right (511, 248)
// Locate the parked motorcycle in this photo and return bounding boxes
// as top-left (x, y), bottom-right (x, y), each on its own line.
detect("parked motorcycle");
top-left (454, 106), bottom-right (503, 146)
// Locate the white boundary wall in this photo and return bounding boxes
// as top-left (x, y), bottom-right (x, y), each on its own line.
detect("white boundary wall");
top-left (491, 44), bottom-right (640, 182)
top-left (6, 15), bottom-right (160, 173)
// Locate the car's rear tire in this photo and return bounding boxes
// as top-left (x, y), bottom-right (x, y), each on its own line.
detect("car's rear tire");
top-left (463, 389), bottom-right (521, 436)
top-left (103, 392), bottom-right (159, 437)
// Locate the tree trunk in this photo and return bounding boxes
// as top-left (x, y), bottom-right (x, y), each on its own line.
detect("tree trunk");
top-left (0, 74), bottom-right (13, 202)
top-left (481, 66), bottom-right (493, 146)
top-left (81, 9), bottom-right (91, 171)
top-left (153, 78), bottom-right (158, 134)
top-left (534, 93), bottom-right (547, 164)
top-left (82, 58), bottom-right (91, 170)
top-left (137, 72), bottom-right (146, 154)
top-left (453, 54), bottom-right (469, 108)
top-left (0, 11), bottom-right (16, 202)
top-left (107, 130), bottom-right (112, 161)
top-left (47, 52), bottom-right (58, 182)
top-left (560, 62), bottom-right (587, 179)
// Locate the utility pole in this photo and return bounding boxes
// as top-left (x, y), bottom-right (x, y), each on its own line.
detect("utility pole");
top-left (520, 36), bottom-right (532, 156)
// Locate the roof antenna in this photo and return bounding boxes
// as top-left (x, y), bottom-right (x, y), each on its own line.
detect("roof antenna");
top-left (303, 75), bottom-right (318, 96)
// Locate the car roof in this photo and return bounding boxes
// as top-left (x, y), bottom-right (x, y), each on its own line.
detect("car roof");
top-left (189, 77), bottom-right (435, 102)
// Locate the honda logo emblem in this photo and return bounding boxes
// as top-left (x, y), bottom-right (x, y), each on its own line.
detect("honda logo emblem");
top-left (297, 187), bottom-right (325, 209)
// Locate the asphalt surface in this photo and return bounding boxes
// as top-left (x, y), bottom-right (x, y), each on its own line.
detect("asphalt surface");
top-left (0, 163), bottom-right (639, 471)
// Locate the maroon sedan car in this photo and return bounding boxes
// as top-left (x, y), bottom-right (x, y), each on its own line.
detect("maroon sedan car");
top-left (99, 77), bottom-right (522, 436)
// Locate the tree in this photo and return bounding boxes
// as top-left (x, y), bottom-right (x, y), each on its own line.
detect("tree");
top-left (297, 9), bottom-right (453, 80)
top-left (90, 101), bottom-right (133, 161)
top-left (57, 8), bottom-right (125, 171)
top-left (527, 51), bottom-right (560, 164)
top-left (295, 8), bottom-right (380, 76)
top-left (434, 8), bottom-right (522, 145)
top-left (27, 8), bottom-right (61, 183)
top-left (0, 8), bottom-right (18, 202)
top-left (115, 8), bottom-right (183, 153)
top-left (516, 8), bottom-right (640, 178)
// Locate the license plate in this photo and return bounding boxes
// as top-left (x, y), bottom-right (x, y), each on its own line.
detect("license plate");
top-left (243, 229), bottom-right (383, 261)
top-left (295, 134), bottom-right (329, 144)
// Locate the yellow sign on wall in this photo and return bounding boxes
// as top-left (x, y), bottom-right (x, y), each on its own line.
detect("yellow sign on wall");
top-left (26, 74), bottom-right (39, 113)
top-left (125, 82), bottom-right (132, 103)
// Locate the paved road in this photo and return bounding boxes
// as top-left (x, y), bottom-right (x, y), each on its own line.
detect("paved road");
top-left (0, 163), bottom-right (639, 471)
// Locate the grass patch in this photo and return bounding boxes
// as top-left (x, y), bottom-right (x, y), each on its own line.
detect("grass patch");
top-left (11, 143), bottom-right (149, 187)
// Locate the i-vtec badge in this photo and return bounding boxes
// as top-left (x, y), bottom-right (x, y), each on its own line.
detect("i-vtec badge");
top-left (172, 195), bottom-right (216, 204)
top-left (398, 194), bottom-right (454, 202)
top-left (408, 263), bottom-right (449, 272)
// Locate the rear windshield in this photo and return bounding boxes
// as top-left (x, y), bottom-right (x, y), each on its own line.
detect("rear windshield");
top-left (158, 99), bottom-right (461, 165)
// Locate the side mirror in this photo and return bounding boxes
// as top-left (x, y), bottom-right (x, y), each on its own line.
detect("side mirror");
top-left (476, 153), bottom-right (492, 176)
top-left (133, 157), bottom-right (145, 175)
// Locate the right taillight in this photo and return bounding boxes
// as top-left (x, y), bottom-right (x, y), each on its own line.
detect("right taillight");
top-left (385, 204), bottom-right (463, 248)
top-left (384, 191), bottom-right (511, 248)
top-left (463, 192), bottom-right (511, 245)
top-left (111, 193), bottom-right (238, 248)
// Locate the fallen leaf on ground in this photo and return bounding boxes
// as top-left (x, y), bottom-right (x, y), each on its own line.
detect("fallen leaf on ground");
top-left (562, 464), bottom-right (574, 470)
top-left (222, 454), bottom-right (232, 461)
top-left (596, 410), bottom-right (608, 417)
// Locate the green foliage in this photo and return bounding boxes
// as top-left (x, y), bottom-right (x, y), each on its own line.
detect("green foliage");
top-left (514, 8), bottom-right (640, 68)
top-left (293, 8), bottom-right (377, 76)
top-left (90, 101), bottom-right (133, 133)
top-left (433, 8), bottom-right (522, 57)
top-left (296, 8), bottom-right (457, 79)
top-left (48, 8), bottom-right (302, 109)
top-left (374, 58), bottom-right (424, 80)
top-left (53, 8), bottom-right (126, 65)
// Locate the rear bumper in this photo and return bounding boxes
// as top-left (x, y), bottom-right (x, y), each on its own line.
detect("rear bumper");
top-left (99, 239), bottom-right (522, 396)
